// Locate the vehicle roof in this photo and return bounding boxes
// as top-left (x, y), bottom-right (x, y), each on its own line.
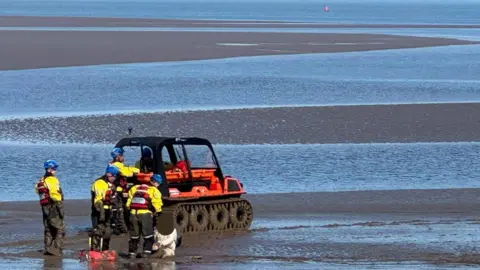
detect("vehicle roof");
top-left (114, 136), bottom-right (213, 150)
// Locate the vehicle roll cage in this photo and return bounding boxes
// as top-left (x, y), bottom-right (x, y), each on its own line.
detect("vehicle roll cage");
top-left (114, 136), bottom-right (225, 183)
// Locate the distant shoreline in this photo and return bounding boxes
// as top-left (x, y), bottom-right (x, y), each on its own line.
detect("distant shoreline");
top-left (1, 15), bottom-right (480, 29)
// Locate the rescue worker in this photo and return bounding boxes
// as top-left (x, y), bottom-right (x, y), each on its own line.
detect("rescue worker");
top-left (126, 174), bottom-right (163, 258)
top-left (110, 147), bottom-right (140, 178)
top-left (34, 159), bottom-right (65, 256)
top-left (90, 165), bottom-right (119, 251)
top-left (110, 147), bottom-right (140, 235)
top-left (135, 148), bottom-right (154, 173)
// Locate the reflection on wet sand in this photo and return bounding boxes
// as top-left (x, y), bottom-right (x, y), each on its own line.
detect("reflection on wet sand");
top-left (43, 257), bottom-right (62, 269)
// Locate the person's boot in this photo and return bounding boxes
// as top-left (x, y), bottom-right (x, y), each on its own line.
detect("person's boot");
top-left (44, 229), bottom-right (53, 255)
top-left (45, 233), bottom-right (62, 257)
top-left (139, 251), bottom-right (152, 258)
top-left (91, 228), bottom-right (106, 251)
top-left (45, 246), bottom-right (62, 256)
top-left (128, 238), bottom-right (139, 258)
top-left (48, 229), bottom-right (64, 256)
top-left (143, 236), bottom-right (154, 254)
top-left (140, 236), bottom-right (154, 258)
top-left (102, 239), bottom-right (110, 251)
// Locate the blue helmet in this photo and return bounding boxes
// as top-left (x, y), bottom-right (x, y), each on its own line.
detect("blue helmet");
top-left (111, 147), bottom-right (124, 159)
top-left (105, 165), bottom-right (120, 176)
top-left (142, 148), bottom-right (152, 158)
top-left (44, 159), bottom-right (58, 170)
top-left (150, 174), bottom-right (163, 184)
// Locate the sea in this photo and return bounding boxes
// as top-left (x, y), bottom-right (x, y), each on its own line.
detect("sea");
top-left (0, 0), bottom-right (479, 198)
top-left (0, 0), bottom-right (480, 268)
top-left (0, 0), bottom-right (479, 24)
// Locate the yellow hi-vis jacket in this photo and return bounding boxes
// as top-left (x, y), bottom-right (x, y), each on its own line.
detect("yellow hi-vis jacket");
top-left (111, 161), bottom-right (140, 193)
top-left (126, 184), bottom-right (162, 215)
top-left (111, 161), bottom-right (139, 177)
top-left (34, 176), bottom-right (63, 203)
top-left (91, 178), bottom-right (115, 210)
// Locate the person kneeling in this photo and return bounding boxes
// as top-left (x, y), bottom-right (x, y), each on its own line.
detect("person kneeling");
top-left (152, 227), bottom-right (182, 258)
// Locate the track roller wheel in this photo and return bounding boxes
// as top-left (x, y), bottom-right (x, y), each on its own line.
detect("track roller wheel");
top-left (209, 204), bottom-right (229, 230)
top-left (229, 200), bottom-right (253, 229)
top-left (189, 205), bottom-right (209, 232)
top-left (174, 207), bottom-right (189, 233)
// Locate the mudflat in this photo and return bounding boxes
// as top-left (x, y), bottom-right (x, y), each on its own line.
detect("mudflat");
top-left (2, 103), bottom-right (480, 144)
top-left (0, 30), bottom-right (477, 70)
top-left (1, 188), bottom-right (480, 266)
top-left (1, 15), bottom-right (480, 28)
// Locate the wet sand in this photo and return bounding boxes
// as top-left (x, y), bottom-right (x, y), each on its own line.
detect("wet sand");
top-left (0, 30), bottom-right (477, 70)
top-left (2, 103), bottom-right (480, 144)
top-left (3, 188), bottom-right (480, 215)
top-left (1, 188), bottom-right (480, 266)
top-left (1, 16), bottom-right (480, 29)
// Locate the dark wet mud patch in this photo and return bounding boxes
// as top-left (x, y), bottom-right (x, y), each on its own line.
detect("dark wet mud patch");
top-left (351, 221), bottom-right (387, 227)
top-left (322, 223), bottom-right (345, 228)
top-left (277, 225), bottom-right (311, 230)
top-left (5, 103), bottom-right (480, 144)
top-left (251, 227), bottom-right (270, 232)
top-left (434, 254), bottom-right (480, 265)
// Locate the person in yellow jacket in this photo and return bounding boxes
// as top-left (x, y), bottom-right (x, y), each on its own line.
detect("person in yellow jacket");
top-left (126, 174), bottom-right (163, 258)
top-left (110, 147), bottom-right (140, 235)
top-left (34, 159), bottom-right (64, 256)
top-left (110, 147), bottom-right (140, 178)
top-left (89, 165), bottom-right (120, 251)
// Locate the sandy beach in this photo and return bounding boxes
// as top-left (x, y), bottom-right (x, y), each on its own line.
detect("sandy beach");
top-left (0, 30), bottom-right (477, 70)
top-left (2, 103), bottom-right (480, 144)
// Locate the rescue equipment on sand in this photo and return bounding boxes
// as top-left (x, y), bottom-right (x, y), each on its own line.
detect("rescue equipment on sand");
top-left (78, 231), bottom-right (117, 262)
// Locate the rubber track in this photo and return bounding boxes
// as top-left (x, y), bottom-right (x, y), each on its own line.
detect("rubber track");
top-left (162, 198), bottom-right (253, 234)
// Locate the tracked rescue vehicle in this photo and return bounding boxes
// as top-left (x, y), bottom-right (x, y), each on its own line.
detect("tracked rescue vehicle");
top-left (114, 136), bottom-right (253, 235)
